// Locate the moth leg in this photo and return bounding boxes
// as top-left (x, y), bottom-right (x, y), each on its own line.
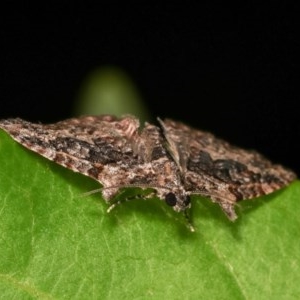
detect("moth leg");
top-left (107, 192), bottom-right (155, 213)
top-left (107, 201), bottom-right (121, 213)
top-left (183, 210), bottom-right (195, 232)
top-left (106, 195), bottom-right (142, 213)
top-left (218, 202), bottom-right (237, 221)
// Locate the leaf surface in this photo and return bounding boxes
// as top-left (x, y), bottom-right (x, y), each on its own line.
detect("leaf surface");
top-left (0, 130), bottom-right (299, 300)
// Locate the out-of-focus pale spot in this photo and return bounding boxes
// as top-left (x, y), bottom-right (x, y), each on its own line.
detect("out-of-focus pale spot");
top-left (74, 66), bottom-right (150, 123)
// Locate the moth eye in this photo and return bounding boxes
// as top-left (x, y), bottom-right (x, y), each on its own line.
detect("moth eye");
top-left (184, 195), bottom-right (191, 206)
top-left (165, 192), bottom-right (177, 207)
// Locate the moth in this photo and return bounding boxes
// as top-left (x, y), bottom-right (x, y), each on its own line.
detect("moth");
top-left (0, 115), bottom-right (296, 230)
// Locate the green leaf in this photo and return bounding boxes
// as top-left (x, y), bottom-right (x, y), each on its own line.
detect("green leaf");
top-left (0, 130), bottom-right (299, 299)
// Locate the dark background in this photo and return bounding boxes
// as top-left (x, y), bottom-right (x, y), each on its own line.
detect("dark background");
top-left (1, 4), bottom-right (299, 174)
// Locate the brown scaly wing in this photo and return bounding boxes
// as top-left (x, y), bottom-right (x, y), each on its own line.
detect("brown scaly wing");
top-left (0, 115), bottom-right (142, 198)
top-left (159, 118), bottom-right (296, 220)
top-left (0, 115), bottom-right (181, 202)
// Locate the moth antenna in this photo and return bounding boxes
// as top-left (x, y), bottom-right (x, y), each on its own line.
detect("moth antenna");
top-left (102, 183), bottom-right (174, 198)
top-left (189, 189), bottom-right (234, 202)
top-left (189, 190), bottom-right (237, 220)
top-left (79, 184), bottom-right (163, 198)
top-left (79, 184), bottom-right (171, 201)
top-left (184, 210), bottom-right (195, 232)
top-left (107, 193), bottom-right (146, 213)
top-left (80, 188), bottom-right (103, 197)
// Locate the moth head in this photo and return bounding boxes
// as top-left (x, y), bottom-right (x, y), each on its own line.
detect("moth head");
top-left (163, 191), bottom-right (195, 231)
top-left (164, 191), bottom-right (191, 212)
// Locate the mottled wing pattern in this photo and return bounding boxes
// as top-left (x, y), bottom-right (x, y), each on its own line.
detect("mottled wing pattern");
top-left (0, 115), bottom-right (180, 202)
top-left (158, 117), bottom-right (189, 173)
top-left (160, 119), bottom-right (296, 219)
top-left (0, 115), bottom-right (296, 223)
top-left (0, 115), bottom-right (138, 178)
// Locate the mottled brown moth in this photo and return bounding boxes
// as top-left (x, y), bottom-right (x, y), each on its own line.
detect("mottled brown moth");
top-left (0, 115), bottom-right (296, 230)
